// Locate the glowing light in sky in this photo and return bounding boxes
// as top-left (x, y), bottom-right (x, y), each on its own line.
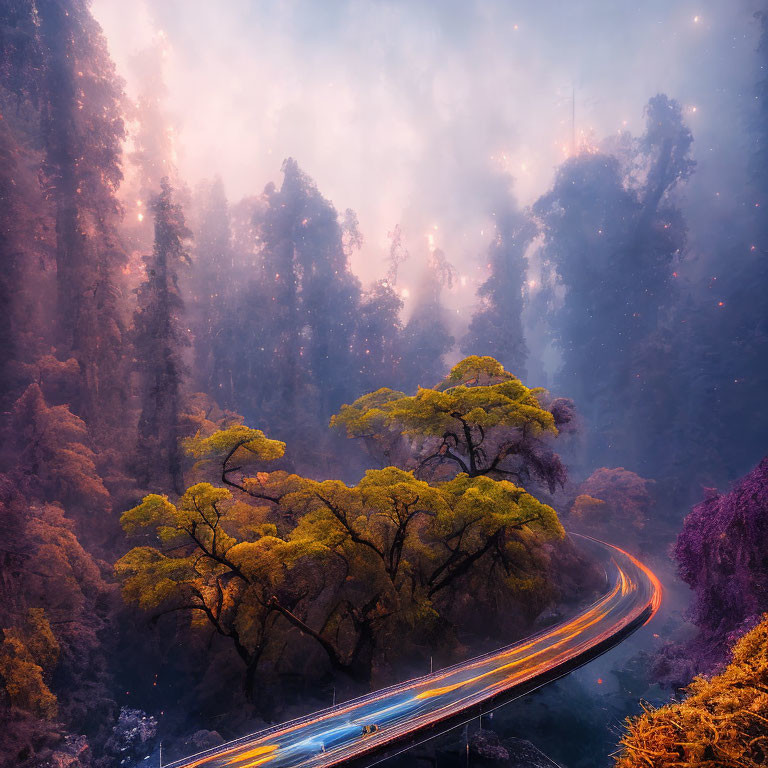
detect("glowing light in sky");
top-left (91, 0), bottom-right (755, 295)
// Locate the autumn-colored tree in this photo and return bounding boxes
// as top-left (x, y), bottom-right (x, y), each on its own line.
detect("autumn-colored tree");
top-left (332, 356), bottom-right (572, 492)
top-left (15, 356), bottom-right (81, 408)
top-left (10, 383), bottom-right (110, 517)
top-left (327, 387), bottom-right (410, 469)
top-left (616, 614), bottom-right (768, 768)
top-left (183, 424), bottom-right (287, 500)
top-left (279, 468), bottom-right (443, 669)
top-left (0, 609), bottom-right (59, 719)
top-left (568, 467), bottom-right (654, 543)
top-left (178, 392), bottom-right (245, 461)
top-left (0, 366), bottom-right (114, 743)
top-left (116, 482), bottom-right (349, 698)
top-left (286, 467), bottom-right (444, 585)
top-left (283, 467), bottom-right (562, 669)
top-left (0, 469), bottom-right (110, 760)
top-left (423, 473), bottom-right (562, 600)
top-left (132, 179), bottom-right (192, 493)
top-left (185, 423), bottom-right (564, 596)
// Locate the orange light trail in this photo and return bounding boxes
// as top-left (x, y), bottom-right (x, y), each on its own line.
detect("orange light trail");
top-left (608, 541), bottom-right (663, 622)
top-left (415, 581), bottom-right (622, 699)
top-left (412, 570), bottom-right (626, 692)
top-left (225, 745), bottom-right (280, 766)
top-left (183, 744), bottom-right (279, 768)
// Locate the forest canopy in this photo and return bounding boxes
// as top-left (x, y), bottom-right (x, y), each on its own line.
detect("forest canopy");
top-left (331, 355), bottom-right (573, 492)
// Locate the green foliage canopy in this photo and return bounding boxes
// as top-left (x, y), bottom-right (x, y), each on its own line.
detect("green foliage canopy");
top-left (184, 425), bottom-right (286, 498)
top-left (332, 356), bottom-right (570, 491)
top-left (117, 422), bottom-right (564, 693)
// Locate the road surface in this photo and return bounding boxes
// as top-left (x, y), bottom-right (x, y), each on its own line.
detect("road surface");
top-left (167, 536), bottom-right (662, 768)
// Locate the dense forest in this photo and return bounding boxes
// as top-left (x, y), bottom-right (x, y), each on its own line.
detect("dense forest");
top-left (0, 2), bottom-right (767, 767)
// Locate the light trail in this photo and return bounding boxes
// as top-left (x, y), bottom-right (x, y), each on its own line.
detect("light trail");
top-left (168, 536), bottom-right (661, 768)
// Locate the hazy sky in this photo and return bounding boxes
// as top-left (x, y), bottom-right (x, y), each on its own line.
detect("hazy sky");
top-left (93, 0), bottom-right (762, 305)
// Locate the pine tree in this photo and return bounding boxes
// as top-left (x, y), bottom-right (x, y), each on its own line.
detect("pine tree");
top-left (534, 95), bottom-right (692, 470)
top-left (188, 177), bottom-right (234, 398)
top-left (35, 0), bottom-right (129, 432)
top-left (133, 179), bottom-right (191, 493)
top-left (282, 159), bottom-right (361, 416)
top-left (240, 159), bottom-right (362, 433)
top-left (0, 114), bottom-right (53, 409)
top-left (463, 210), bottom-right (535, 376)
top-left (352, 280), bottom-right (404, 393)
top-left (399, 247), bottom-right (455, 391)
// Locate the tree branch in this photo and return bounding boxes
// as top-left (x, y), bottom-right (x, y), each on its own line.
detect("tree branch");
top-left (267, 595), bottom-right (348, 672)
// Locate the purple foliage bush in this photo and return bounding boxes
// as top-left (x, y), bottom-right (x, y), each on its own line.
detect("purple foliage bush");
top-left (655, 457), bottom-right (768, 687)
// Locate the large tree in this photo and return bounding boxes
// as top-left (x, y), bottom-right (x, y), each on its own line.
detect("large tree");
top-left (463, 210), bottom-right (536, 377)
top-left (399, 247), bottom-right (455, 392)
top-left (352, 280), bottom-right (404, 393)
top-left (255, 160), bottom-right (362, 426)
top-left (332, 356), bottom-right (573, 493)
top-left (132, 179), bottom-right (191, 493)
top-left (35, 0), bottom-right (130, 432)
top-left (187, 177), bottom-right (235, 400)
top-left (284, 160), bottom-right (362, 416)
top-left (534, 95), bottom-right (692, 470)
top-left (116, 482), bottom-right (338, 699)
top-left (0, 8), bottom-right (121, 757)
top-left (118, 431), bottom-right (563, 694)
top-left (0, 113), bottom-right (53, 410)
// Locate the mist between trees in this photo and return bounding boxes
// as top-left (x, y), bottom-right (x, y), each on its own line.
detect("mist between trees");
top-left (1, 3), bottom-right (767, 768)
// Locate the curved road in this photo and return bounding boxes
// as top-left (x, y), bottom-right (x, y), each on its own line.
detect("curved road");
top-left (168, 537), bottom-right (662, 768)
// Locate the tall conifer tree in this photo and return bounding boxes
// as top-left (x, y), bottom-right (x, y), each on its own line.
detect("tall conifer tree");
top-left (133, 179), bottom-right (191, 492)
